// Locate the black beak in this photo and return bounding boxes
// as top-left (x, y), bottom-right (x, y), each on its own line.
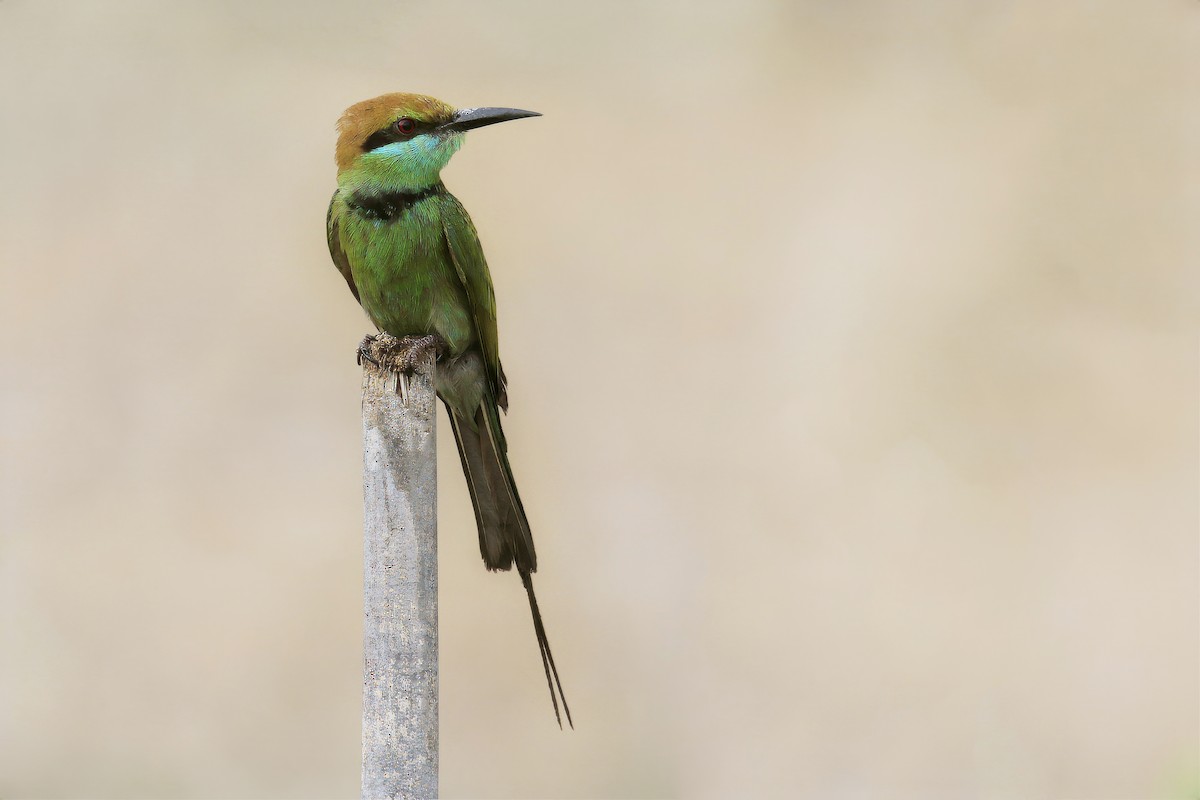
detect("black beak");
top-left (443, 107), bottom-right (541, 132)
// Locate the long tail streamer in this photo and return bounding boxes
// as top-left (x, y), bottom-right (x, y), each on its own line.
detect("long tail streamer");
top-left (521, 569), bottom-right (572, 729)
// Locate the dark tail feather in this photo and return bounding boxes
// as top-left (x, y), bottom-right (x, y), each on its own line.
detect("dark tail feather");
top-left (446, 402), bottom-right (534, 571)
top-left (446, 408), bottom-right (492, 559)
top-left (447, 399), bottom-right (572, 727)
top-left (522, 568), bottom-right (572, 729)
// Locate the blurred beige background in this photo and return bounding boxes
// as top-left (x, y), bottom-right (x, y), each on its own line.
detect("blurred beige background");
top-left (0, 1), bottom-right (1196, 798)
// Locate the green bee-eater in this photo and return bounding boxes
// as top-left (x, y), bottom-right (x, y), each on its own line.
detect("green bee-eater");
top-left (326, 93), bottom-right (570, 727)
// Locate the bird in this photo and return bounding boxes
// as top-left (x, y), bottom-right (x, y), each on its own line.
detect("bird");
top-left (326, 92), bottom-right (571, 727)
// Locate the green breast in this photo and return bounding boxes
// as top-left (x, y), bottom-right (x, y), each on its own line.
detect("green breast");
top-left (335, 193), bottom-right (476, 355)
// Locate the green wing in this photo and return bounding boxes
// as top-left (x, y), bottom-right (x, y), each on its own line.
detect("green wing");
top-left (326, 191), bottom-right (359, 302)
top-left (440, 193), bottom-right (507, 408)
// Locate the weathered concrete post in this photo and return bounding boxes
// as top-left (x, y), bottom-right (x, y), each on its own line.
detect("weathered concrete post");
top-left (360, 334), bottom-right (439, 800)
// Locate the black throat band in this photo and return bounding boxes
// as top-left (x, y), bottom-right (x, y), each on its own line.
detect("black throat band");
top-left (346, 183), bottom-right (445, 222)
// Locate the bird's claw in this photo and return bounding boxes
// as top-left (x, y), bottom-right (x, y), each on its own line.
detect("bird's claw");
top-left (356, 334), bottom-right (380, 367)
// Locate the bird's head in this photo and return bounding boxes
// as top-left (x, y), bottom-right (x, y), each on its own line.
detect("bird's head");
top-left (335, 92), bottom-right (540, 192)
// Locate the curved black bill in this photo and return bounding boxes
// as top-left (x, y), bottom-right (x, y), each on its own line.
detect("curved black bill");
top-left (445, 106), bottom-right (541, 132)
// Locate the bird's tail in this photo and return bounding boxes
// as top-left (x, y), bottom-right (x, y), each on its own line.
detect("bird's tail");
top-left (447, 401), bottom-right (573, 728)
top-left (520, 567), bottom-right (572, 729)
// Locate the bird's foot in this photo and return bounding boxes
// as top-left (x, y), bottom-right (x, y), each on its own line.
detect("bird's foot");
top-left (356, 334), bottom-right (380, 367)
top-left (390, 334), bottom-right (446, 373)
top-left (361, 333), bottom-right (446, 404)
top-left (389, 334), bottom-right (446, 403)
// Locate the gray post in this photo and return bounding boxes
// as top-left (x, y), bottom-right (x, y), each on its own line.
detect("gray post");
top-left (360, 334), bottom-right (439, 800)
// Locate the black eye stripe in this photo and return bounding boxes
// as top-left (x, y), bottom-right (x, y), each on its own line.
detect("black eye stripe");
top-left (362, 129), bottom-right (398, 152)
top-left (362, 119), bottom-right (435, 153)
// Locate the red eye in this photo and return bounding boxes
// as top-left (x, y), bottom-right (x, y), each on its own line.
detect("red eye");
top-left (394, 117), bottom-right (417, 135)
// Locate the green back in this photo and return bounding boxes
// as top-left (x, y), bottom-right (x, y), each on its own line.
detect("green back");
top-left (327, 189), bottom-right (505, 404)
